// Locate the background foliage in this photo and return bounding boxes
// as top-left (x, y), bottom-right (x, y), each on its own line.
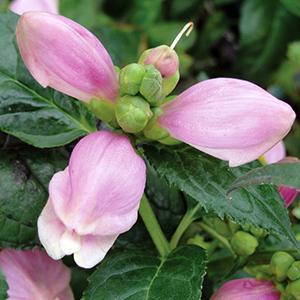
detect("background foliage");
top-left (1, 0), bottom-right (300, 299)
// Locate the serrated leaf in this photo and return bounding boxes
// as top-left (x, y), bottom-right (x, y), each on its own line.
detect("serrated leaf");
top-left (0, 270), bottom-right (8, 300)
top-left (144, 144), bottom-right (298, 249)
top-left (228, 162), bottom-right (300, 194)
top-left (0, 148), bottom-right (68, 248)
top-left (83, 245), bottom-right (207, 300)
top-left (0, 12), bottom-right (96, 148)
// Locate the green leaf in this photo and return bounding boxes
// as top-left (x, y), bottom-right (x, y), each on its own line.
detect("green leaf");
top-left (144, 144), bottom-right (298, 248)
top-left (228, 162), bottom-right (300, 193)
top-left (0, 12), bottom-right (96, 148)
top-left (83, 245), bottom-right (207, 300)
top-left (0, 270), bottom-right (8, 300)
top-left (0, 147), bottom-right (68, 248)
top-left (281, 0), bottom-right (300, 17)
top-left (236, 0), bottom-right (300, 84)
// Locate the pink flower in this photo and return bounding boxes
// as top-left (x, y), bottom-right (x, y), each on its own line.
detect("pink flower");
top-left (211, 278), bottom-right (280, 300)
top-left (10, 0), bottom-right (59, 15)
top-left (38, 131), bottom-right (146, 268)
top-left (16, 12), bottom-right (118, 103)
top-left (158, 78), bottom-right (295, 167)
top-left (0, 248), bottom-right (73, 300)
top-left (262, 144), bottom-right (298, 206)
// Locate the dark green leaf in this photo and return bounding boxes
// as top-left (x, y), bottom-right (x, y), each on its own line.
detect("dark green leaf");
top-left (228, 162), bottom-right (300, 193)
top-left (144, 144), bottom-right (298, 248)
top-left (0, 270), bottom-right (8, 300)
top-left (83, 245), bottom-right (207, 300)
top-left (236, 0), bottom-right (300, 84)
top-left (0, 12), bottom-right (96, 148)
top-left (281, 0), bottom-right (300, 17)
top-left (0, 147), bottom-right (68, 248)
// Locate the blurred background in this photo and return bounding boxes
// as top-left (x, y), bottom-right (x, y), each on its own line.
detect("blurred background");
top-left (1, 0), bottom-right (300, 156)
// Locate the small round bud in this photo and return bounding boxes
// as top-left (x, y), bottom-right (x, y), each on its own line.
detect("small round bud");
top-left (139, 65), bottom-right (163, 105)
top-left (270, 251), bottom-right (295, 282)
top-left (231, 231), bottom-right (258, 256)
top-left (116, 95), bottom-right (153, 133)
top-left (119, 63), bottom-right (146, 96)
top-left (139, 45), bottom-right (179, 78)
top-left (288, 261), bottom-right (300, 281)
top-left (250, 226), bottom-right (267, 238)
top-left (286, 278), bottom-right (300, 299)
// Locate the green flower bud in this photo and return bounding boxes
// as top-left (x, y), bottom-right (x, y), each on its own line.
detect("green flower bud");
top-left (288, 261), bottom-right (300, 281)
top-left (250, 226), bottom-right (267, 238)
top-left (271, 251), bottom-right (295, 282)
top-left (162, 71), bottom-right (180, 97)
top-left (143, 107), bottom-right (169, 140)
top-left (230, 231), bottom-right (258, 256)
top-left (115, 95), bottom-right (153, 133)
top-left (119, 63), bottom-right (146, 96)
top-left (88, 99), bottom-right (116, 125)
top-left (139, 65), bottom-right (163, 105)
top-left (287, 278), bottom-right (300, 299)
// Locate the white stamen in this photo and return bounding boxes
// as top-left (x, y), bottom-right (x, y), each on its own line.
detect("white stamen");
top-left (170, 22), bottom-right (194, 50)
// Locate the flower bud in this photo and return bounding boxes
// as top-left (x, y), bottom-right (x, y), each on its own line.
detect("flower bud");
top-left (119, 63), bottom-right (146, 96)
top-left (139, 65), bottom-right (163, 105)
top-left (0, 248), bottom-right (73, 299)
top-left (271, 251), bottom-right (295, 282)
top-left (250, 226), bottom-right (267, 238)
top-left (231, 231), bottom-right (258, 256)
top-left (16, 12), bottom-right (118, 103)
top-left (139, 45), bottom-right (179, 78)
top-left (10, 0), bottom-right (59, 15)
top-left (287, 261), bottom-right (300, 281)
top-left (158, 78), bottom-right (295, 167)
top-left (211, 278), bottom-right (280, 300)
top-left (38, 131), bottom-right (146, 268)
top-left (139, 46), bottom-right (180, 97)
top-left (116, 95), bottom-right (153, 133)
top-left (286, 279), bottom-right (300, 299)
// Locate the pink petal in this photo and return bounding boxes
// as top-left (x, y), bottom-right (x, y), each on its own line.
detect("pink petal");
top-left (0, 248), bottom-right (73, 300)
top-left (50, 131), bottom-right (146, 236)
top-left (16, 12), bottom-right (118, 103)
top-left (74, 234), bottom-right (117, 269)
top-left (279, 185), bottom-right (298, 207)
top-left (159, 78), bottom-right (295, 166)
top-left (37, 199), bottom-right (66, 260)
top-left (261, 141), bottom-right (286, 164)
top-left (10, 0), bottom-right (59, 15)
top-left (211, 278), bottom-right (280, 300)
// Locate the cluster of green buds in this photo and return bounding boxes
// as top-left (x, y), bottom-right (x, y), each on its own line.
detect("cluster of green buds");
top-left (88, 23), bottom-right (194, 145)
top-left (246, 251), bottom-right (300, 300)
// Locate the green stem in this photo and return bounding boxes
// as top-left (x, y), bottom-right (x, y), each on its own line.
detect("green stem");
top-left (139, 194), bottom-right (171, 257)
top-left (198, 221), bottom-right (236, 257)
top-left (170, 204), bottom-right (201, 249)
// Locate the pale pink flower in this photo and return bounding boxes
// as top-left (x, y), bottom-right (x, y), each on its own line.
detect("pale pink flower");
top-left (211, 278), bottom-right (280, 300)
top-left (0, 248), bottom-right (73, 300)
top-left (38, 131), bottom-right (146, 268)
top-left (159, 78), bottom-right (295, 167)
top-left (10, 0), bottom-right (59, 15)
top-left (16, 12), bottom-right (118, 103)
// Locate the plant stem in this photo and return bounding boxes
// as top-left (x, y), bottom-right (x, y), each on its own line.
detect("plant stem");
top-left (198, 221), bottom-right (236, 257)
top-left (170, 204), bottom-right (201, 249)
top-left (139, 194), bottom-right (171, 257)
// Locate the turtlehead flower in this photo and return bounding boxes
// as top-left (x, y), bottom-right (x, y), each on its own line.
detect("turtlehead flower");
top-left (16, 12), bottom-right (118, 103)
top-left (38, 131), bottom-right (146, 268)
top-left (0, 248), bottom-right (73, 300)
top-left (211, 278), bottom-right (280, 300)
top-left (262, 143), bottom-right (298, 206)
top-left (158, 78), bottom-right (296, 167)
top-left (10, 0), bottom-right (59, 15)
